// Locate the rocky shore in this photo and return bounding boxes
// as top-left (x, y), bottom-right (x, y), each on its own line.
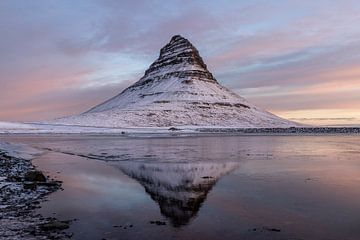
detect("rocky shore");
top-left (0, 143), bottom-right (71, 239)
top-left (197, 127), bottom-right (360, 134)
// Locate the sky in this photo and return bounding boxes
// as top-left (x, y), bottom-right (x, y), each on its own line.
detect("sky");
top-left (0, 0), bottom-right (359, 126)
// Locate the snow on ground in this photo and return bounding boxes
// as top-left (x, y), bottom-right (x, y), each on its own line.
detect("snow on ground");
top-left (0, 121), bottom-right (189, 134)
top-left (0, 121), bottom-right (303, 135)
top-left (52, 102), bottom-right (299, 129)
top-left (0, 121), bottom-right (36, 129)
top-left (0, 141), bottom-right (42, 160)
top-left (47, 76), bottom-right (299, 129)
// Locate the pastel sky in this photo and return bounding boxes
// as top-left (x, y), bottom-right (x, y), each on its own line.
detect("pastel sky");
top-left (1, 0), bottom-right (359, 126)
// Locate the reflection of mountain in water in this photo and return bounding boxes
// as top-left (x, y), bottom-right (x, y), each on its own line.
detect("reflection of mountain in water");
top-left (117, 162), bottom-right (239, 226)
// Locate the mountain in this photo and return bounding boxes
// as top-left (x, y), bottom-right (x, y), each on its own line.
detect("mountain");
top-left (53, 35), bottom-right (298, 128)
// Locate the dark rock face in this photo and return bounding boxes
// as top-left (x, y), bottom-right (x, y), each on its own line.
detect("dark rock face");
top-left (131, 35), bottom-right (217, 89)
top-left (39, 221), bottom-right (70, 231)
top-left (24, 170), bottom-right (46, 182)
top-left (150, 35), bottom-right (209, 74)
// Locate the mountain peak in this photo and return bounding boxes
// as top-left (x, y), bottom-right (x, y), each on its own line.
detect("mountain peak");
top-left (164, 34), bottom-right (193, 51)
top-left (55, 36), bottom-right (298, 128)
top-left (159, 35), bottom-right (204, 65)
top-left (138, 35), bottom-right (215, 87)
top-left (169, 34), bottom-right (186, 43)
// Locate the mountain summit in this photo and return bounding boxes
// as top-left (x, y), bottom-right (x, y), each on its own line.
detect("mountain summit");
top-left (85, 34), bottom-right (219, 113)
top-left (55, 35), bottom-right (298, 128)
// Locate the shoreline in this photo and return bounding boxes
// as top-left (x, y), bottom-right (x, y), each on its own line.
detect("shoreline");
top-left (197, 127), bottom-right (360, 134)
top-left (0, 127), bottom-right (359, 138)
top-left (0, 144), bottom-right (71, 240)
top-left (1, 121), bottom-right (360, 135)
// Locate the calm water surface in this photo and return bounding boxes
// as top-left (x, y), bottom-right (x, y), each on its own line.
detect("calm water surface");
top-left (3, 135), bottom-right (360, 240)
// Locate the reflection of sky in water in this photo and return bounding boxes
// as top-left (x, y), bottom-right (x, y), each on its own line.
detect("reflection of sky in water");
top-left (4, 135), bottom-right (360, 240)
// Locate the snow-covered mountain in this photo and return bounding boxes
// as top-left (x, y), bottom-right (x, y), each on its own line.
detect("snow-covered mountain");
top-left (53, 35), bottom-right (299, 128)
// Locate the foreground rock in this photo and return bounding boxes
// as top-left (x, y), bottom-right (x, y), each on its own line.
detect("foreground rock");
top-left (24, 170), bottom-right (47, 182)
top-left (39, 221), bottom-right (70, 231)
top-left (0, 146), bottom-right (71, 239)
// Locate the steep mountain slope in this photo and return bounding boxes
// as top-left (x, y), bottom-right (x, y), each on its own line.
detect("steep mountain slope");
top-left (54, 35), bottom-right (298, 128)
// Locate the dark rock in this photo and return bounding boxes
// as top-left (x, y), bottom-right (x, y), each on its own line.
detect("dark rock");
top-left (37, 181), bottom-right (61, 187)
top-left (149, 220), bottom-right (167, 226)
top-left (182, 79), bottom-right (193, 84)
top-left (154, 100), bottom-right (171, 104)
top-left (24, 170), bottom-right (46, 182)
top-left (8, 175), bottom-right (22, 182)
top-left (234, 103), bottom-right (250, 109)
top-left (264, 227), bottom-right (281, 232)
top-left (23, 182), bottom-right (37, 190)
top-left (39, 221), bottom-right (69, 231)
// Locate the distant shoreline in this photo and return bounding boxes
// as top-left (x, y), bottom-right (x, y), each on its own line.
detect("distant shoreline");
top-left (197, 127), bottom-right (360, 134)
top-left (0, 126), bottom-right (359, 136)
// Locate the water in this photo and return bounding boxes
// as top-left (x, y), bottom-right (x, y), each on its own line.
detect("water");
top-left (3, 135), bottom-right (360, 239)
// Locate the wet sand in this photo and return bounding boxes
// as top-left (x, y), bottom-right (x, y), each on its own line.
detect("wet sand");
top-left (2, 135), bottom-right (360, 239)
